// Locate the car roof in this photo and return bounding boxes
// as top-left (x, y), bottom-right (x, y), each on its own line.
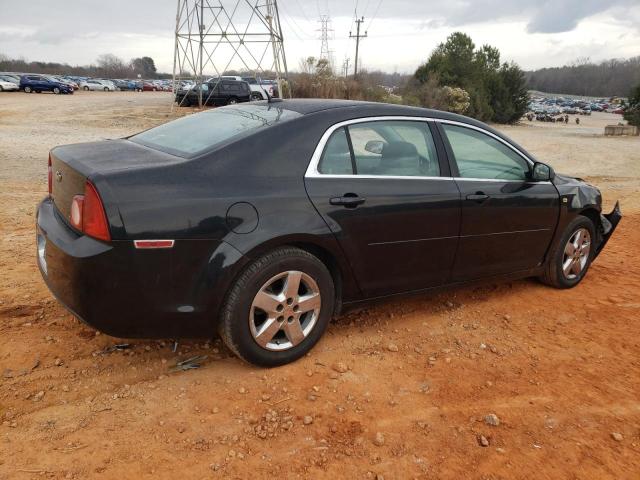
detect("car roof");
top-left (274, 99), bottom-right (537, 162)
top-left (278, 99), bottom-right (484, 124)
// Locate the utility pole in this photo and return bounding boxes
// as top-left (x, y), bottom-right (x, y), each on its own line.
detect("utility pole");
top-left (342, 57), bottom-right (350, 77)
top-left (349, 16), bottom-right (367, 77)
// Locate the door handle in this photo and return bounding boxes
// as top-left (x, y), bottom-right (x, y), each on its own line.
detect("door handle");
top-left (466, 193), bottom-right (490, 203)
top-left (330, 194), bottom-right (366, 208)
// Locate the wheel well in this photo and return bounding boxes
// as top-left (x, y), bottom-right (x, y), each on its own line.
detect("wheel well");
top-left (287, 242), bottom-right (344, 316)
top-left (579, 208), bottom-right (602, 240)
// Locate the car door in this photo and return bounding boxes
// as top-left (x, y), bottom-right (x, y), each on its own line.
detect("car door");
top-left (28, 75), bottom-right (41, 90)
top-left (305, 118), bottom-right (461, 298)
top-left (437, 121), bottom-right (560, 281)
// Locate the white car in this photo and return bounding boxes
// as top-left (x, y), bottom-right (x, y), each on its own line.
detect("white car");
top-left (0, 80), bottom-right (19, 92)
top-left (80, 80), bottom-right (115, 91)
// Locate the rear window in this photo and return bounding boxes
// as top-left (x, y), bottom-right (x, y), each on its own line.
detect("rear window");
top-left (129, 104), bottom-right (301, 158)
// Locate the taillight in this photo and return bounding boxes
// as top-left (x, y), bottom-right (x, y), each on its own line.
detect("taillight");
top-left (48, 153), bottom-right (52, 196)
top-left (70, 195), bottom-right (84, 229)
top-left (69, 181), bottom-right (111, 242)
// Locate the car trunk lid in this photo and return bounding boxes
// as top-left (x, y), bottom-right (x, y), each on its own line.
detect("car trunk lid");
top-left (50, 139), bottom-right (184, 222)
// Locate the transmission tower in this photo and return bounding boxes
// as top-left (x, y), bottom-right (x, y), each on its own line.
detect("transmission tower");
top-left (318, 14), bottom-right (334, 69)
top-left (172, 0), bottom-right (290, 107)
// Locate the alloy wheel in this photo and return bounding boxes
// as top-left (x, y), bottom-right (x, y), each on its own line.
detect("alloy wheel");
top-left (249, 271), bottom-right (321, 351)
top-left (562, 227), bottom-right (591, 280)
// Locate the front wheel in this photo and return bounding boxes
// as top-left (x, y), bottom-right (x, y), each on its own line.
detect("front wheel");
top-left (539, 216), bottom-right (596, 289)
top-left (226, 96), bottom-right (238, 105)
top-left (250, 93), bottom-right (263, 101)
top-left (219, 247), bottom-right (335, 367)
top-left (53, 87), bottom-right (60, 94)
top-left (83, 86), bottom-right (90, 91)
top-left (24, 86), bottom-right (32, 93)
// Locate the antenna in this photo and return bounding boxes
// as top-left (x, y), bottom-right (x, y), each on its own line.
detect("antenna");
top-left (172, 0), bottom-right (290, 108)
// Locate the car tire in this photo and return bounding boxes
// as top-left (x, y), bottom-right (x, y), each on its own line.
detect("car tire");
top-left (539, 215), bottom-right (596, 289)
top-left (227, 97), bottom-right (238, 105)
top-left (250, 93), bottom-right (263, 101)
top-left (53, 87), bottom-right (60, 94)
top-left (0, 86), bottom-right (3, 92)
top-left (219, 247), bottom-right (335, 367)
top-left (24, 86), bottom-right (32, 93)
top-left (103, 87), bottom-right (109, 91)
top-left (83, 86), bottom-right (89, 91)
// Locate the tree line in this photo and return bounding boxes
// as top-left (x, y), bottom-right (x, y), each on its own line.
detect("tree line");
top-left (0, 53), bottom-right (161, 79)
top-left (525, 57), bottom-right (640, 97)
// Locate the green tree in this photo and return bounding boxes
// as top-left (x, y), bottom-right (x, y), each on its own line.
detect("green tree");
top-left (131, 56), bottom-right (157, 78)
top-left (412, 32), bottom-right (529, 123)
top-left (623, 83), bottom-right (640, 127)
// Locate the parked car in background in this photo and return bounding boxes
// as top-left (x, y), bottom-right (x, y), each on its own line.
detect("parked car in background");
top-left (0, 74), bottom-right (20, 84)
top-left (80, 79), bottom-right (114, 91)
top-left (20, 75), bottom-right (74, 94)
top-left (36, 100), bottom-right (620, 366)
top-left (174, 79), bottom-right (251, 106)
top-left (0, 79), bottom-right (19, 91)
top-left (240, 76), bottom-right (272, 100)
top-left (136, 81), bottom-right (160, 92)
top-left (113, 79), bottom-right (138, 91)
top-left (51, 76), bottom-right (78, 90)
top-left (260, 79), bottom-right (279, 98)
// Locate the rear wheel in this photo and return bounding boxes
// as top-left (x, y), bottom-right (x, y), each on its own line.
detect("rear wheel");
top-left (103, 87), bottom-right (109, 91)
top-left (219, 247), bottom-right (335, 367)
top-left (53, 87), bottom-right (60, 94)
top-left (24, 86), bottom-right (32, 93)
top-left (540, 216), bottom-right (596, 289)
top-left (250, 92), bottom-right (263, 101)
top-left (83, 86), bottom-right (90, 91)
top-left (227, 96), bottom-right (238, 105)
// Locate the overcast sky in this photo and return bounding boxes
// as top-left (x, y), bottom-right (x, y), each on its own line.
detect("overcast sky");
top-left (0, 0), bottom-right (639, 74)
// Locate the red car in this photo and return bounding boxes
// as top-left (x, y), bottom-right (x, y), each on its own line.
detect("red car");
top-left (612, 108), bottom-right (625, 115)
top-left (136, 81), bottom-right (159, 92)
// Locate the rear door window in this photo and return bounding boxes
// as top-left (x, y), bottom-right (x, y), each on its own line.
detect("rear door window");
top-left (318, 128), bottom-right (353, 175)
top-left (348, 120), bottom-right (440, 177)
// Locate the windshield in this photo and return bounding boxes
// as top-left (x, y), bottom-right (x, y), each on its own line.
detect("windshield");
top-left (129, 103), bottom-right (301, 158)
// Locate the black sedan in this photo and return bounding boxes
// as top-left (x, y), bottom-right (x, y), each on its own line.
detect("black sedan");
top-left (36, 100), bottom-right (621, 366)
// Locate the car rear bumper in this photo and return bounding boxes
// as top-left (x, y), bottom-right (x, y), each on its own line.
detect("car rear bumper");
top-left (595, 201), bottom-right (622, 258)
top-left (36, 197), bottom-right (244, 338)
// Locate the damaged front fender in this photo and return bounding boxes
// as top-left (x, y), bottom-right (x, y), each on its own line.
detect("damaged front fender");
top-left (595, 201), bottom-right (622, 258)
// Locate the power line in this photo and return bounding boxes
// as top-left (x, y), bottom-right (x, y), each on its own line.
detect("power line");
top-left (366, 0), bottom-right (383, 31)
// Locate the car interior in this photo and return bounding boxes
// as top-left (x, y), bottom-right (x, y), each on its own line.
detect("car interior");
top-left (318, 120), bottom-right (440, 177)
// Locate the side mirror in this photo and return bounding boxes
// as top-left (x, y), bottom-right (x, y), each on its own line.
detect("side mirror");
top-left (364, 140), bottom-right (385, 155)
top-left (531, 162), bottom-right (555, 181)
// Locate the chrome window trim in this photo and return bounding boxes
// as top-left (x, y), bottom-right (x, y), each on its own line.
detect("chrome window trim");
top-left (304, 116), bottom-right (540, 182)
top-left (304, 116), bottom-right (445, 179)
top-left (304, 115), bottom-right (550, 183)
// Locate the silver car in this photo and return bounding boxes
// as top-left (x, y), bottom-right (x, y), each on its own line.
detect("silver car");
top-left (80, 80), bottom-right (115, 91)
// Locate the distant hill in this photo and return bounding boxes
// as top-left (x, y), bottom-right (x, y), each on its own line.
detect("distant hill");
top-left (525, 57), bottom-right (640, 98)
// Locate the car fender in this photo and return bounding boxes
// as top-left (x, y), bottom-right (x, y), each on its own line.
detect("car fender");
top-left (222, 207), bottom-right (363, 303)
